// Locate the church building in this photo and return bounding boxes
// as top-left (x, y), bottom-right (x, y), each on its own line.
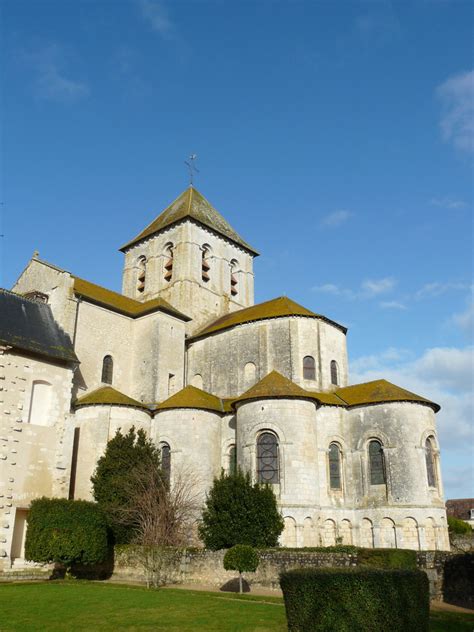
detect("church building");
top-left (0, 186), bottom-right (449, 567)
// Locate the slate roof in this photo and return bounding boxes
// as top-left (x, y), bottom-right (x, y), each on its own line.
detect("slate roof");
top-left (74, 386), bottom-right (148, 409)
top-left (120, 186), bottom-right (259, 255)
top-left (154, 385), bottom-right (225, 413)
top-left (191, 296), bottom-right (347, 340)
top-left (73, 276), bottom-right (190, 321)
top-left (0, 289), bottom-right (78, 363)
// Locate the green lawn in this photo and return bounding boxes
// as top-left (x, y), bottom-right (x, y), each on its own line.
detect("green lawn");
top-left (0, 582), bottom-right (472, 631)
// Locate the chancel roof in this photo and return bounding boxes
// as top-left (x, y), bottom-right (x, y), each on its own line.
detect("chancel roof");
top-left (120, 186), bottom-right (259, 255)
top-left (0, 289), bottom-right (78, 363)
top-left (74, 386), bottom-right (148, 410)
top-left (233, 371), bottom-right (315, 406)
top-left (154, 385), bottom-right (225, 413)
top-left (192, 296), bottom-right (347, 340)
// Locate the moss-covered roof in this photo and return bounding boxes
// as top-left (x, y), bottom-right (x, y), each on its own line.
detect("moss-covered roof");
top-left (233, 371), bottom-right (316, 407)
top-left (73, 276), bottom-right (190, 321)
top-left (120, 186), bottom-right (258, 255)
top-left (74, 386), bottom-right (148, 409)
top-left (335, 379), bottom-right (440, 411)
top-left (191, 296), bottom-right (347, 340)
top-left (155, 385), bottom-right (225, 413)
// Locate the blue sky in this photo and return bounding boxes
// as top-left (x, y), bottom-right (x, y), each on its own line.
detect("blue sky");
top-left (1, 0), bottom-right (473, 497)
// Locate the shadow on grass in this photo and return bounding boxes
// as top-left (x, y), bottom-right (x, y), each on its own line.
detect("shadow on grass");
top-left (219, 577), bottom-right (251, 593)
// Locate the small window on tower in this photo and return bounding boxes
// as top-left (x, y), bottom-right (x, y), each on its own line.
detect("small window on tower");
top-left (137, 256), bottom-right (146, 294)
top-left (202, 245), bottom-right (211, 282)
top-left (164, 243), bottom-right (174, 282)
top-left (230, 259), bottom-right (239, 297)
top-left (303, 356), bottom-right (316, 380)
top-left (330, 360), bottom-right (339, 386)
top-left (101, 355), bottom-right (113, 385)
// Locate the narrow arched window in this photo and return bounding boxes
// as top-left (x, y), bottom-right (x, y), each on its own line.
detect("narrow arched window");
top-left (328, 443), bottom-right (342, 490)
top-left (202, 244), bottom-right (211, 282)
top-left (137, 256), bottom-right (146, 294)
top-left (160, 442), bottom-right (171, 485)
top-left (230, 259), bottom-right (238, 296)
top-left (303, 356), bottom-right (316, 380)
top-left (257, 432), bottom-right (279, 484)
top-left (101, 355), bottom-right (113, 385)
top-left (425, 437), bottom-right (437, 488)
top-left (368, 440), bottom-right (386, 485)
top-left (164, 243), bottom-right (173, 282)
top-left (330, 360), bottom-right (339, 385)
top-left (228, 445), bottom-right (237, 476)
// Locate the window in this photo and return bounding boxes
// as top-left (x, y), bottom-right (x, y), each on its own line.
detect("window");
top-left (244, 362), bottom-right (257, 389)
top-left (257, 432), bottom-right (279, 484)
top-left (160, 443), bottom-right (171, 485)
top-left (368, 440), bottom-right (386, 485)
top-left (425, 437), bottom-right (437, 488)
top-left (303, 356), bottom-right (316, 380)
top-left (137, 256), bottom-right (146, 294)
top-left (27, 380), bottom-right (52, 426)
top-left (164, 243), bottom-right (173, 282)
top-left (202, 245), bottom-right (211, 282)
top-left (330, 360), bottom-right (339, 385)
top-left (328, 443), bottom-right (342, 490)
top-left (230, 259), bottom-right (238, 297)
top-left (228, 445), bottom-right (237, 476)
top-left (23, 291), bottom-right (48, 304)
top-left (101, 355), bottom-right (113, 385)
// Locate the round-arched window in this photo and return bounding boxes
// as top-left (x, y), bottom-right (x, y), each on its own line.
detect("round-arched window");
top-left (257, 432), bottom-right (279, 484)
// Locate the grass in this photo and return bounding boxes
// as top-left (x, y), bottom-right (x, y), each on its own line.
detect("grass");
top-left (0, 581), bottom-right (472, 631)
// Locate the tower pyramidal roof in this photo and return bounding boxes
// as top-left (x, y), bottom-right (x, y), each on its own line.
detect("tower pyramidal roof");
top-left (120, 186), bottom-right (259, 255)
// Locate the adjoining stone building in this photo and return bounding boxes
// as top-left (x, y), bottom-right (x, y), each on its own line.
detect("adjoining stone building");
top-left (0, 186), bottom-right (449, 567)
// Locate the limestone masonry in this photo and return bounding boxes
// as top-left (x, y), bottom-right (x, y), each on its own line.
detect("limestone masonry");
top-left (0, 186), bottom-right (449, 567)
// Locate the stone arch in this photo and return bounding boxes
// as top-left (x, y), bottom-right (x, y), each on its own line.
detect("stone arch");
top-left (282, 516), bottom-right (297, 547)
top-left (425, 517), bottom-right (437, 550)
top-left (380, 517), bottom-right (397, 548)
top-left (339, 519), bottom-right (352, 545)
top-left (243, 362), bottom-right (257, 389)
top-left (360, 518), bottom-right (374, 548)
top-left (303, 517), bottom-right (315, 547)
top-left (402, 517), bottom-right (420, 550)
top-left (191, 374), bottom-right (203, 389)
top-left (322, 519), bottom-right (336, 547)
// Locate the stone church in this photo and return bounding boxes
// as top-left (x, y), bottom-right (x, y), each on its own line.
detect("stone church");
top-left (0, 186), bottom-right (449, 567)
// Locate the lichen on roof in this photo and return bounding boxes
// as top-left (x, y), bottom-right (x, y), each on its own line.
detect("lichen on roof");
top-left (120, 186), bottom-right (258, 255)
top-left (155, 385), bottom-right (225, 413)
top-left (74, 386), bottom-right (148, 410)
top-left (335, 379), bottom-right (440, 411)
top-left (192, 296), bottom-right (347, 340)
top-left (73, 276), bottom-right (190, 321)
top-left (233, 371), bottom-right (316, 407)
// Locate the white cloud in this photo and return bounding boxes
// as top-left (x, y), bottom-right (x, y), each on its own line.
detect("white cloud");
top-left (320, 210), bottom-right (353, 228)
top-left (430, 197), bottom-right (467, 209)
top-left (24, 44), bottom-right (88, 102)
top-left (415, 281), bottom-right (468, 300)
top-left (436, 70), bottom-right (474, 152)
top-left (361, 277), bottom-right (397, 297)
top-left (139, 0), bottom-right (172, 36)
top-left (312, 277), bottom-right (397, 301)
top-left (380, 300), bottom-right (407, 310)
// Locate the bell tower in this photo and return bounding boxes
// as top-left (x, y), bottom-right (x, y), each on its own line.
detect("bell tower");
top-left (120, 187), bottom-right (258, 333)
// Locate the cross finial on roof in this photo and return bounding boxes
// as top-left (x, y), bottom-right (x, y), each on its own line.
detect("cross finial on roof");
top-left (184, 154), bottom-right (199, 186)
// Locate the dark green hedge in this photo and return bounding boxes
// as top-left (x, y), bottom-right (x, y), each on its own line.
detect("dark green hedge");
top-left (447, 516), bottom-right (472, 535)
top-left (280, 568), bottom-right (429, 632)
top-left (443, 553), bottom-right (474, 609)
top-left (25, 497), bottom-right (109, 570)
top-left (358, 547), bottom-right (417, 569)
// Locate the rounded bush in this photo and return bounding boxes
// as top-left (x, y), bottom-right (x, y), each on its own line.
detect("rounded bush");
top-left (448, 516), bottom-right (472, 535)
top-left (224, 545), bottom-right (259, 573)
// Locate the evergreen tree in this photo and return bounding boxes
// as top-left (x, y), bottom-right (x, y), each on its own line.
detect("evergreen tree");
top-left (198, 470), bottom-right (284, 550)
top-left (91, 427), bottom-right (162, 544)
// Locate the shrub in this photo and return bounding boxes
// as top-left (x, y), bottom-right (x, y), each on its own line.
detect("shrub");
top-left (358, 547), bottom-right (417, 570)
top-left (224, 545), bottom-right (259, 593)
top-left (25, 497), bottom-right (109, 572)
top-left (443, 553), bottom-right (474, 609)
top-left (447, 516), bottom-right (472, 535)
top-left (199, 470), bottom-right (284, 550)
top-left (279, 567), bottom-right (429, 632)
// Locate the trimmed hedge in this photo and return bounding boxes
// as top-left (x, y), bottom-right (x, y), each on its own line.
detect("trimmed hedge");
top-left (358, 547), bottom-right (417, 570)
top-left (25, 497), bottom-right (109, 570)
top-left (224, 545), bottom-right (259, 573)
top-left (443, 553), bottom-right (474, 609)
top-left (280, 568), bottom-right (429, 632)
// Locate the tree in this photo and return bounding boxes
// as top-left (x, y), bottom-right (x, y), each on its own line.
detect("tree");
top-left (25, 497), bottom-right (108, 574)
top-left (224, 545), bottom-right (259, 593)
top-left (198, 470), bottom-right (284, 550)
top-left (91, 427), bottom-right (162, 544)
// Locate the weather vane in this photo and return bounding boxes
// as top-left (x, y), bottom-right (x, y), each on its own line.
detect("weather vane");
top-left (184, 154), bottom-right (199, 186)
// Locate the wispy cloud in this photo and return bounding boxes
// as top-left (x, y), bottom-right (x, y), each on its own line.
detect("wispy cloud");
top-left (415, 281), bottom-right (469, 300)
top-left (320, 210), bottom-right (353, 228)
top-left (312, 277), bottom-right (397, 301)
top-left (436, 69), bottom-right (474, 153)
top-left (23, 44), bottom-right (88, 102)
top-left (380, 300), bottom-right (407, 310)
top-left (354, 1), bottom-right (400, 42)
top-left (450, 293), bottom-right (474, 337)
top-left (430, 197), bottom-right (467, 209)
top-left (361, 277), bottom-right (397, 297)
top-left (139, 0), bottom-right (173, 37)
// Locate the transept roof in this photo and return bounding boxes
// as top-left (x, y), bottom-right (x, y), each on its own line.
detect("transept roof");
top-left (74, 386), bottom-right (148, 409)
top-left (191, 296), bottom-right (347, 339)
top-left (120, 186), bottom-right (259, 255)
